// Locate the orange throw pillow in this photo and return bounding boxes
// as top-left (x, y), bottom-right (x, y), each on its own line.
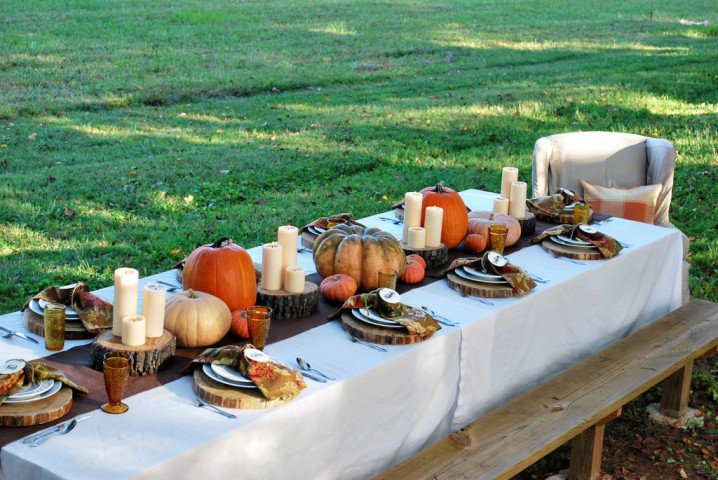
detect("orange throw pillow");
top-left (580, 180), bottom-right (661, 224)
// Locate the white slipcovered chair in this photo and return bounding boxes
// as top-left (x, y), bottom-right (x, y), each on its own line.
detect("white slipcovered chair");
top-left (532, 131), bottom-right (690, 304)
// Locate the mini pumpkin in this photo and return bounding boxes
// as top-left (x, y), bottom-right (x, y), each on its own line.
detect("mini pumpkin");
top-left (464, 233), bottom-right (488, 254)
top-left (400, 258), bottom-right (425, 284)
top-left (230, 309), bottom-right (249, 339)
top-left (164, 289), bottom-right (232, 348)
top-left (467, 211), bottom-right (521, 247)
top-left (406, 254), bottom-right (426, 270)
top-left (420, 181), bottom-right (469, 249)
top-left (320, 274), bottom-right (358, 304)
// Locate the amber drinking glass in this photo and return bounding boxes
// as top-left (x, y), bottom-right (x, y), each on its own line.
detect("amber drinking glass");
top-left (488, 224), bottom-right (509, 255)
top-left (573, 203), bottom-right (591, 225)
top-left (377, 269), bottom-right (398, 290)
top-left (43, 302), bottom-right (66, 351)
top-left (101, 354), bottom-right (130, 414)
top-left (247, 306), bottom-right (272, 350)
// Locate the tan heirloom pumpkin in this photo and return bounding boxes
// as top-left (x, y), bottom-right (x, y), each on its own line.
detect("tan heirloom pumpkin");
top-left (464, 233), bottom-right (488, 254)
top-left (313, 224), bottom-right (406, 291)
top-left (182, 237), bottom-right (257, 312)
top-left (400, 257), bottom-right (425, 284)
top-left (319, 274), bottom-right (358, 304)
top-left (467, 211), bottom-right (521, 247)
top-left (164, 289), bottom-right (232, 348)
top-left (420, 182), bottom-right (469, 249)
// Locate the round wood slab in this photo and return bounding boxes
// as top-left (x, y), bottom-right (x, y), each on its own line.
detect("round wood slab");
top-left (446, 271), bottom-right (518, 299)
top-left (340, 312), bottom-right (435, 345)
top-left (516, 211), bottom-right (536, 236)
top-left (90, 329), bottom-right (176, 376)
top-left (301, 231), bottom-right (318, 250)
top-left (193, 368), bottom-right (296, 410)
top-left (0, 386), bottom-right (72, 427)
top-left (23, 309), bottom-right (94, 340)
top-left (257, 281), bottom-right (320, 320)
top-left (401, 242), bottom-right (448, 269)
top-left (541, 238), bottom-right (605, 261)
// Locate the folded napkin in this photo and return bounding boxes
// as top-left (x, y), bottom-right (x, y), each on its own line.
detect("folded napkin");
top-left (187, 345), bottom-right (307, 401)
top-left (530, 224), bottom-right (623, 259)
top-left (527, 188), bottom-right (585, 222)
top-left (328, 289), bottom-right (441, 336)
top-left (21, 283), bottom-right (113, 334)
top-left (298, 213), bottom-right (365, 234)
top-left (439, 252), bottom-right (536, 294)
top-left (0, 361), bottom-right (89, 406)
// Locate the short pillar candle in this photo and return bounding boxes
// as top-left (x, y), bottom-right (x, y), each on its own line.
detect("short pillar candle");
top-left (141, 283), bottom-right (166, 338)
top-left (261, 242), bottom-right (284, 291)
top-left (509, 181), bottom-right (527, 219)
top-left (113, 268), bottom-right (139, 337)
top-left (284, 266), bottom-right (306, 293)
top-left (407, 227), bottom-right (426, 249)
top-left (493, 196), bottom-right (509, 215)
top-left (121, 314), bottom-right (146, 347)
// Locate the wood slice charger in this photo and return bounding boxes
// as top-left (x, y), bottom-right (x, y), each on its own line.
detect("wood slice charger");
top-left (23, 309), bottom-right (94, 340)
top-left (340, 311), bottom-right (435, 345)
top-left (257, 281), bottom-right (320, 320)
top-left (90, 330), bottom-right (176, 376)
top-left (193, 367), bottom-right (297, 410)
top-left (401, 242), bottom-right (448, 269)
top-left (541, 238), bottom-right (605, 261)
top-left (446, 271), bottom-right (519, 299)
top-left (0, 365), bottom-right (73, 427)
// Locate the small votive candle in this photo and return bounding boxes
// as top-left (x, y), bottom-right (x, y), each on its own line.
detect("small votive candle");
top-left (141, 283), bottom-right (166, 338)
top-left (407, 227), bottom-right (426, 249)
top-left (493, 196), bottom-right (509, 215)
top-left (424, 206), bottom-right (444, 247)
top-left (284, 266), bottom-right (305, 293)
top-left (121, 315), bottom-right (146, 347)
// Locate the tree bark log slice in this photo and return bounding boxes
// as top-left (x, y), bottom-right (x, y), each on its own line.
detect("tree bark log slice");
top-left (446, 272), bottom-right (519, 299)
top-left (257, 282), bottom-right (320, 320)
top-left (401, 242), bottom-right (449, 269)
top-left (90, 330), bottom-right (176, 376)
top-left (23, 309), bottom-right (94, 340)
top-left (192, 368), bottom-right (297, 410)
top-left (301, 231), bottom-right (318, 250)
top-left (517, 211), bottom-right (536, 236)
top-left (541, 238), bottom-right (606, 261)
top-left (340, 312), bottom-right (434, 345)
top-left (0, 386), bottom-right (73, 427)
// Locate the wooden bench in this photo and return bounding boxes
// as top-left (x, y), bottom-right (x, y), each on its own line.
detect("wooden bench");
top-left (376, 300), bottom-right (718, 480)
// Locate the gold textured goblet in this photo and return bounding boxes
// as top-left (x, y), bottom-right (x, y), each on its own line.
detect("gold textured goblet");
top-left (378, 269), bottom-right (398, 290)
top-left (43, 302), bottom-right (66, 351)
top-left (573, 203), bottom-right (591, 225)
top-left (488, 224), bottom-right (509, 255)
top-left (101, 354), bottom-right (130, 414)
top-left (247, 306), bottom-right (272, 350)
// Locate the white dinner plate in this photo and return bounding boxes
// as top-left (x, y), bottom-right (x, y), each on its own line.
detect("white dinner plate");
top-left (4, 380), bottom-right (61, 404)
top-left (552, 236), bottom-right (596, 250)
top-left (455, 267), bottom-right (508, 284)
top-left (463, 265), bottom-right (504, 281)
top-left (557, 234), bottom-right (592, 246)
top-left (307, 226), bottom-right (322, 235)
top-left (203, 364), bottom-right (257, 389)
top-left (38, 299), bottom-right (79, 317)
top-left (351, 309), bottom-right (404, 329)
top-left (7, 379), bottom-right (55, 400)
top-left (30, 300), bottom-right (80, 320)
top-left (210, 363), bottom-right (254, 385)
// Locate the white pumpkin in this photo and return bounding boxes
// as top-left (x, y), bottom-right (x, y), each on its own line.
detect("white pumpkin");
top-left (164, 289), bottom-right (231, 348)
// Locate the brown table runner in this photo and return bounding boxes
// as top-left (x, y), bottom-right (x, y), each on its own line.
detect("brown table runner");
top-left (0, 214), bottom-right (606, 447)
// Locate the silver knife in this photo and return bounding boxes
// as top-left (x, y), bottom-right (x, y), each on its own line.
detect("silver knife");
top-left (23, 416), bottom-right (92, 444)
top-left (0, 326), bottom-right (39, 344)
top-left (299, 371), bottom-right (327, 383)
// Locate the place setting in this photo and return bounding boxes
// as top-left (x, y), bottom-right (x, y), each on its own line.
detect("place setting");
top-left (440, 251), bottom-right (537, 299)
top-left (298, 213), bottom-right (366, 249)
top-left (530, 224), bottom-right (624, 261)
top-left (526, 187), bottom-right (594, 224)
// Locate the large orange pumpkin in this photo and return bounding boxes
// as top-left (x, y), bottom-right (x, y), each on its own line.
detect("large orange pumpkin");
top-left (467, 211), bottom-right (521, 247)
top-left (420, 182), bottom-right (469, 249)
top-left (313, 224), bottom-right (406, 291)
top-left (182, 237), bottom-right (257, 312)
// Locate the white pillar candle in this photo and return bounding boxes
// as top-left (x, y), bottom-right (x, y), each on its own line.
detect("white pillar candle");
top-left (402, 192), bottom-right (424, 242)
top-left (141, 283), bottom-right (166, 338)
top-left (261, 242), bottom-right (283, 291)
top-left (277, 225), bottom-right (298, 286)
top-left (424, 206), bottom-right (444, 247)
top-left (493, 196), bottom-right (510, 215)
top-left (285, 266), bottom-right (306, 293)
top-left (509, 181), bottom-right (527, 219)
top-left (500, 167), bottom-right (519, 199)
top-left (121, 314), bottom-right (146, 347)
top-left (407, 227), bottom-right (426, 249)
top-left (113, 268), bottom-right (139, 337)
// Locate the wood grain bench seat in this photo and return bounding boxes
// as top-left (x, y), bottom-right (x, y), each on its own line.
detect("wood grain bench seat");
top-left (376, 300), bottom-right (718, 480)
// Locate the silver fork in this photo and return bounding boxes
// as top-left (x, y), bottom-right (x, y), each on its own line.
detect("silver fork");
top-left (527, 273), bottom-right (549, 284)
top-left (456, 291), bottom-right (494, 306)
top-left (421, 306), bottom-right (458, 326)
top-left (349, 335), bottom-right (387, 352)
top-left (378, 217), bottom-right (402, 225)
top-left (557, 256), bottom-right (585, 265)
top-left (29, 420), bottom-right (78, 447)
top-left (156, 280), bottom-right (181, 292)
top-left (194, 394), bottom-right (237, 419)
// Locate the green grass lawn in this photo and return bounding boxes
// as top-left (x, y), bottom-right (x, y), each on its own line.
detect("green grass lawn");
top-left (1, 0), bottom-right (718, 476)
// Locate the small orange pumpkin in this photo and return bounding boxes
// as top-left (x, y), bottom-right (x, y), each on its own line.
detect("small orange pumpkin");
top-left (464, 234), bottom-right (487, 254)
top-left (406, 254), bottom-right (426, 270)
top-left (320, 274), bottom-right (358, 304)
top-left (420, 181), bottom-right (469, 249)
top-left (400, 258), bottom-right (425, 284)
top-left (230, 309), bottom-right (249, 339)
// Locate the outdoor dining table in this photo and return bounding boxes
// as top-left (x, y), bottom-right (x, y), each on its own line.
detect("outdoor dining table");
top-left (0, 189), bottom-right (685, 480)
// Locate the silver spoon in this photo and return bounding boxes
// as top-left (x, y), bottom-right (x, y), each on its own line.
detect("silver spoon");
top-left (30, 420), bottom-right (77, 447)
top-left (296, 357), bottom-right (335, 380)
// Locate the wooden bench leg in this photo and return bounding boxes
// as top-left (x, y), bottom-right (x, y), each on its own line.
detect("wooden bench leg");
top-left (568, 424), bottom-right (605, 480)
top-left (660, 362), bottom-right (694, 418)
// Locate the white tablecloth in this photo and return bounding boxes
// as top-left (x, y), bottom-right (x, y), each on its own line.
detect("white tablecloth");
top-left (0, 190), bottom-right (684, 480)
